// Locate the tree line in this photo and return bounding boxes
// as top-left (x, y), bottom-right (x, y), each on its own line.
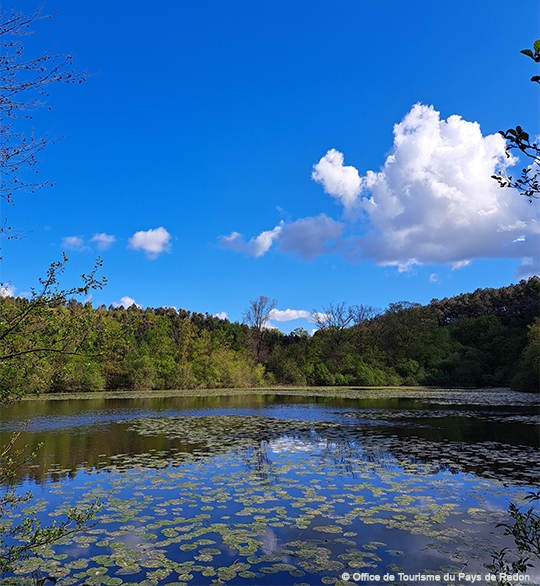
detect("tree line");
top-left (1, 277), bottom-right (538, 400)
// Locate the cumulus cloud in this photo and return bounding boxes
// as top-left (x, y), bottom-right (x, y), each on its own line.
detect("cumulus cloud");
top-left (268, 309), bottom-right (312, 322)
top-left (349, 104), bottom-right (539, 268)
top-left (112, 296), bottom-right (141, 309)
top-left (313, 105), bottom-right (539, 270)
top-left (128, 227), bottom-right (171, 258)
top-left (62, 236), bottom-right (86, 251)
top-left (215, 311), bottom-right (228, 320)
top-left (219, 224), bottom-right (283, 257)
top-left (0, 283), bottom-right (16, 297)
top-left (61, 233), bottom-right (116, 252)
top-left (312, 148), bottom-right (361, 209)
top-left (91, 233), bottom-right (116, 250)
top-left (220, 103), bottom-right (539, 273)
top-left (219, 215), bottom-right (343, 260)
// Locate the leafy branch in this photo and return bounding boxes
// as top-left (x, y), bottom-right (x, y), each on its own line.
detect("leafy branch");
top-left (492, 40), bottom-right (540, 201)
top-left (0, 500), bottom-right (100, 578)
top-left (0, 253), bottom-right (106, 346)
top-left (0, 254), bottom-right (107, 405)
top-left (486, 491), bottom-right (540, 586)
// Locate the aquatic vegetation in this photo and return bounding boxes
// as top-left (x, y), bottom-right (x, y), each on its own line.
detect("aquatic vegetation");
top-left (1, 390), bottom-right (539, 584)
top-left (16, 386), bottom-right (540, 406)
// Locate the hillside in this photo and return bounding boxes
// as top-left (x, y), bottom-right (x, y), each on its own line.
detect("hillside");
top-left (1, 277), bottom-right (538, 400)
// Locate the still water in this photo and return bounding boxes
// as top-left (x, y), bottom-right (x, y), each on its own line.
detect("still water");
top-left (1, 388), bottom-right (539, 585)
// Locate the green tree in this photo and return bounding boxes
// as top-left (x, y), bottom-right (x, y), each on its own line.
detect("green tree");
top-left (312, 301), bottom-right (357, 369)
top-left (377, 302), bottom-right (439, 374)
top-left (512, 318), bottom-right (540, 392)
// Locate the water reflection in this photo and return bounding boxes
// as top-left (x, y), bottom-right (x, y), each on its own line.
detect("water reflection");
top-left (1, 391), bottom-right (539, 585)
top-left (1, 396), bottom-right (538, 487)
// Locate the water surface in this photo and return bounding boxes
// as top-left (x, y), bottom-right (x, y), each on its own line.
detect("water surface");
top-left (1, 388), bottom-right (539, 585)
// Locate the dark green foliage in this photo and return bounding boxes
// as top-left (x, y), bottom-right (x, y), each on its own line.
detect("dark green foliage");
top-left (425, 278), bottom-right (539, 390)
top-left (520, 39), bottom-right (540, 64)
top-left (353, 361), bottom-right (401, 386)
top-left (0, 299), bottom-right (265, 393)
top-left (429, 278), bottom-right (540, 328)
top-left (1, 277), bottom-right (538, 394)
top-left (512, 319), bottom-right (540, 393)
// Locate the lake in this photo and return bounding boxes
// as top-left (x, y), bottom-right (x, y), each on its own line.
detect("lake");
top-left (1, 388), bottom-right (539, 586)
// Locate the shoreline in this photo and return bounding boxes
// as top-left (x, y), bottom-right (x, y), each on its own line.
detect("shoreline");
top-left (16, 386), bottom-right (540, 406)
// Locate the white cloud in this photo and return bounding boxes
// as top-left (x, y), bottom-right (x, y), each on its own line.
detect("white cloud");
top-left (312, 148), bottom-right (361, 209)
top-left (311, 311), bottom-right (329, 324)
top-left (127, 227), bottom-right (171, 258)
top-left (91, 233), bottom-right (116, 250)
top-left (215, 311), bottom-right (228, 320)
top-left (353, 104), bottom-right (539, 268)
top-left (396, 259), bottom-right (421, 273)
top-left (0, 283), bottom-right (16, 297)
top-left (62, 233), bottom-right (116, 252)
top-left (452, 260), bottom-right (471, 270)
top-left (429, 273), bottom-right (440, 284)
top-left (268, 309), bottom-right (312, 322)
top-left (219, 215), bottom-right (343, 260)
top-left (219, 223), bottom-right (283, 257)
top-left (112, 296), bottom-right (141, 309)
top-left (220, 103), bottom-right (539, 272)
top-left (62, 236), bottom-right (86, 251)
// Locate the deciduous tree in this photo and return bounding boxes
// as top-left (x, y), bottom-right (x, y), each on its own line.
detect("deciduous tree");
top-left (243, 295), bottom-right (277, 362)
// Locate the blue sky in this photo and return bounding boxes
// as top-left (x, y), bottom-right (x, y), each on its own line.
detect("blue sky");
top-left (1, 0), bottom-right (539, 333)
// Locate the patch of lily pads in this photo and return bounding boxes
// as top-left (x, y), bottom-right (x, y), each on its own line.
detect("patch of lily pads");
top-left (112, 413), bottom-right (540, 486)
top-left (18, 386), bottom-right (540, 407)
top-left (3, 391), bottom-right (539, 585)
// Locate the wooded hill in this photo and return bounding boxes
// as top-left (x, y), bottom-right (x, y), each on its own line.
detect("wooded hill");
top-left (1, 277), bottom-right (538, 400)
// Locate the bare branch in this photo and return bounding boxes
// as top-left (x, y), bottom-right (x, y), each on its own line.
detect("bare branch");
top-left (243, 296), bottom-right (277, 331)
top-left (0, 6), bottom-right (89, 230)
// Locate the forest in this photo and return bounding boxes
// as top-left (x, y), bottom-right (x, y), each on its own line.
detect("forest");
top-left (0, 277), bottom-right (538, 401)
